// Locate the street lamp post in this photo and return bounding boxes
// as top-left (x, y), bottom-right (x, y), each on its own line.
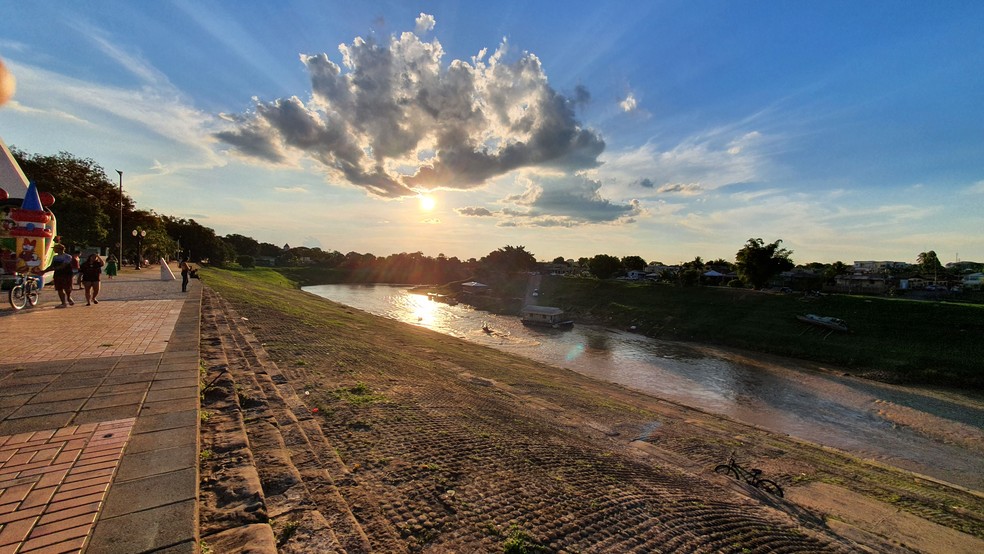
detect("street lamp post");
top-left (132, 229), bottom-right (146, 270)
top-left (116, 170), bottom-right (123, 266)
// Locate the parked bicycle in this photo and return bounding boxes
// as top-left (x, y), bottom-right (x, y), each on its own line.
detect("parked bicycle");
top-left (8, 272), bottom-right (41, 310)
top-left (714, 452), bottom-right (784, 498)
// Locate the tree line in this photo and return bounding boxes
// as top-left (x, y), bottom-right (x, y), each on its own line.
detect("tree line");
top-left (12, 148), bottom-right (974, 288)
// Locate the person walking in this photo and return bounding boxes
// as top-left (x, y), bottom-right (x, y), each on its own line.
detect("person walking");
top-left (71, 250), bottom-right (82, 289)
top-left (105, 254), bottom-right (118, 279)
top-left (79, 253), bottom-right (104, 306)
top-left (44, 244), bottom-right (75, 307)
top-left (179, 257), bottom-right (191, 293)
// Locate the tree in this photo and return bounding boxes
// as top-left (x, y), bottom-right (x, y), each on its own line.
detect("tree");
top-left (917, 251), bottom-right (943, 274)
top-left (480, 245), bottom-right (537, 273)
top-left (51, 195), bottom-right (110, 251)
top-left (621, 255), bottom-right (647, 272)
top-left (163, 216), bottom-right (234, 265)
top-left (587, 254), bottom-right (623, 279)
top-left (734, 238), bottom-right (794, 289)
top-left (824, 261), bottom-right (849, 284)
top-left (551, 256), bottom-right (567, 264)
top-left (13, 148), bottom-right (135, 250)
top-left (224, 234), bottom-right (260, 257)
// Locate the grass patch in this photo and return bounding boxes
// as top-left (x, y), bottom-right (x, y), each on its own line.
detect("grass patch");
top-left (502, 526), bottom-right (547, 554)
top-left (333, 381), bottom-right (386, 405)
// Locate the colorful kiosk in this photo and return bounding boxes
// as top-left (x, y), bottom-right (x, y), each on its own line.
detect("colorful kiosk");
top-left (2, 182), bottom-right (57, 286)
top-left (2, 137), bottom-right (58, 294)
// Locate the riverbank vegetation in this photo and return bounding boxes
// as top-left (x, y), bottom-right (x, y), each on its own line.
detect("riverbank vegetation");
top-left (264, 264), bottom-right (983, 389)
top-left (538, 276), bottom-right (984, 388)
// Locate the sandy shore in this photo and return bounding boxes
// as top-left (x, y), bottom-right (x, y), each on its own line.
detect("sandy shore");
top-left (197, 271), bottom-right (984, 553)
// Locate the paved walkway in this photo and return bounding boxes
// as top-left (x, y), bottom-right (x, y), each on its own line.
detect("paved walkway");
top-left (0, 265), bottom-right (200, 553)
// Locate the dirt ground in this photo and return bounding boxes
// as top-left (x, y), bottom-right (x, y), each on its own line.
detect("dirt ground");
top-left (196, 279), bottom-right (984, 553)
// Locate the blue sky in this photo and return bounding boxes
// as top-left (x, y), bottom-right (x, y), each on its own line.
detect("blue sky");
top-left (1, 1), bottom-right (982, 264)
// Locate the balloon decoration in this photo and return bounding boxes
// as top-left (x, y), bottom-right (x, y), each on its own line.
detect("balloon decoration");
top-left (0, 58), bottom-right (15, 107)
top-left (40, 192), bottom-right (55, 207)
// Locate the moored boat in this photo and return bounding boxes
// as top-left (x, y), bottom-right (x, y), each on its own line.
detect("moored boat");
top-left (520, 305), bottom-right (574, 329)
top-left (796, 313), bottom-right (848, 332)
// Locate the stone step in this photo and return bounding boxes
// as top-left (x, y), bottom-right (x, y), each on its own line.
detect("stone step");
top-left (207, 289), bottom-right (379, 552)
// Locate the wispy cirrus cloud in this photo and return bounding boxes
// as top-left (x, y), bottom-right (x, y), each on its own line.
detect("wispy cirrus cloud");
top-left (602, 129), bottom-right (771, 198)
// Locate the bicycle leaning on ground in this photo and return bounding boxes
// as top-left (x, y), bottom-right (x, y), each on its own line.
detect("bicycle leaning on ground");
top-left (7, 272), bottom-right (41, 310)
top-left (714, 452), bottom-right (784, 498)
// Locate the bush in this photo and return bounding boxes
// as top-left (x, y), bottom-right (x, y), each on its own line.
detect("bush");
top-left (727, 279), bottom-right (744, 288)
top-left (237, 255), bottom-right (256, 269)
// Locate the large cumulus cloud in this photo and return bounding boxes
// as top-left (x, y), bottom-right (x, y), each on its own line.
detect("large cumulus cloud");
top-left (216, 17), bottom-right (605, 199)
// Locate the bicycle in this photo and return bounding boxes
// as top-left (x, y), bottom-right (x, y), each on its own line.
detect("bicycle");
top-left (8, 272), bottom-right (41, 310)
top-left (714, 452), bottom-right (784, 498)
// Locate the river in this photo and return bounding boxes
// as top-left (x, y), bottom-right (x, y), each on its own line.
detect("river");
top-left (304, 283), bottom-right (984, 490)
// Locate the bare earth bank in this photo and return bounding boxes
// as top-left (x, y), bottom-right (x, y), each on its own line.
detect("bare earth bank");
top-left (196, 280), bottom-right (984, 553)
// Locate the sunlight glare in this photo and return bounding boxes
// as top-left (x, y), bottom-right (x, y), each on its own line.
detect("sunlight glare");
top-left (419, 195), bottom-right (436, 211)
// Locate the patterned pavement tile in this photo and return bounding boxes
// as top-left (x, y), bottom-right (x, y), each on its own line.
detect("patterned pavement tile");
top-left (0, 419), bottom-right (134, 554)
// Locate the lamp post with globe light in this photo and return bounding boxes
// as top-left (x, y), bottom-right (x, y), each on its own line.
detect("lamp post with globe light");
top-left (132, 229), bottom-right (146, 270)
top-left (116, 170), bottom-right (123, 267)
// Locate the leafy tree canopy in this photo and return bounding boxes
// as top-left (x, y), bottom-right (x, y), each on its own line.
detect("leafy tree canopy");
top-left (735, 238), bottom-right (794, 289)
top-left (481, 245), bottom-right (537, 273)
top-left (621, 255), bottom-right (647, 271)
top-left (224, 234), bottom-right (260, 257)
top-left (917, 251), bottom-right (944, 274)
top-left (588, 254), bottom-right (623, 279)
top-left (12, 148), bottom-right (135, 250)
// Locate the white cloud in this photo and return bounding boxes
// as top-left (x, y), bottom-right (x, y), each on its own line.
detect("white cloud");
top-left (600, 129), bottom-right (770, 197)
top-left (495, 173), bottom-right (641, 227)
top-left (619, 92), bottom-right (637, 112)
top-left (273, 186), bottom-right (308, 193)
top-left (415, 13), bottom-right (436, 34)
top-left (216, 19), bottom-right (605, 199)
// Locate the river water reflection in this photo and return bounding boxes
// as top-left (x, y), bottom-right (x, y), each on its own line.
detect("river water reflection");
top-left (304, 283), bottom-right (984, 489)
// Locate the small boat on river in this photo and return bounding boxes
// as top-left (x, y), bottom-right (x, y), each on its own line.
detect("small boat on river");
top-left (520, 305), bottom-right (574, 329)
top-left (796, 313), bottom-right (848, 332)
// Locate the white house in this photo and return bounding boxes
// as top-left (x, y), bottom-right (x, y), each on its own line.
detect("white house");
top-left (962, 273), bottom-right (984, 290)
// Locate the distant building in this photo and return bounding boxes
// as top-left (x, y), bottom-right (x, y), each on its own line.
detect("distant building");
top-left (962, 273), bottom-right (983, 290)
top-left (853, 261), bottom-right (910, 274)
top-left (833, 274), bottom-right (890, 294)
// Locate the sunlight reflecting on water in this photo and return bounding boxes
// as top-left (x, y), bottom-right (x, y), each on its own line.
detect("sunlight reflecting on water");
top-left (302, 283), bottom-right (984, 489)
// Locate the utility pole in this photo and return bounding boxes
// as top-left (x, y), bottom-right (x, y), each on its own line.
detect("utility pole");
top-left (116, 170), bottom-right (123, 265)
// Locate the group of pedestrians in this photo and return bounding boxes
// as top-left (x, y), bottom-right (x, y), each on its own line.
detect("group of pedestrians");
top-left (46, 245), bottom-right (110, 307)
top-left (44, 246), bottom-right (189, 307)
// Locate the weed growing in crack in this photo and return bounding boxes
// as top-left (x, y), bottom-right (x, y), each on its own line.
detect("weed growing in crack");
top-left (502, 526), bottom-right (547, 554)
top-left (277, 520), bottom-right (300, 548)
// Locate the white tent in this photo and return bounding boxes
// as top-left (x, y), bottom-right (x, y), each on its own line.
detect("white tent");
top-left (703, 270), bottom-right (726, 277)
top-left (0, 136), bottom-right (29, 199)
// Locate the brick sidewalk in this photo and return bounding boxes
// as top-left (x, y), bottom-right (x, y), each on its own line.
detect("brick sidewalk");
top-left (0, 265), bottom-right (200, 553)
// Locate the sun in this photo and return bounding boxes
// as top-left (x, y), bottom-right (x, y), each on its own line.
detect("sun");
top-left (418, 194), bottom-right (436, 211)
